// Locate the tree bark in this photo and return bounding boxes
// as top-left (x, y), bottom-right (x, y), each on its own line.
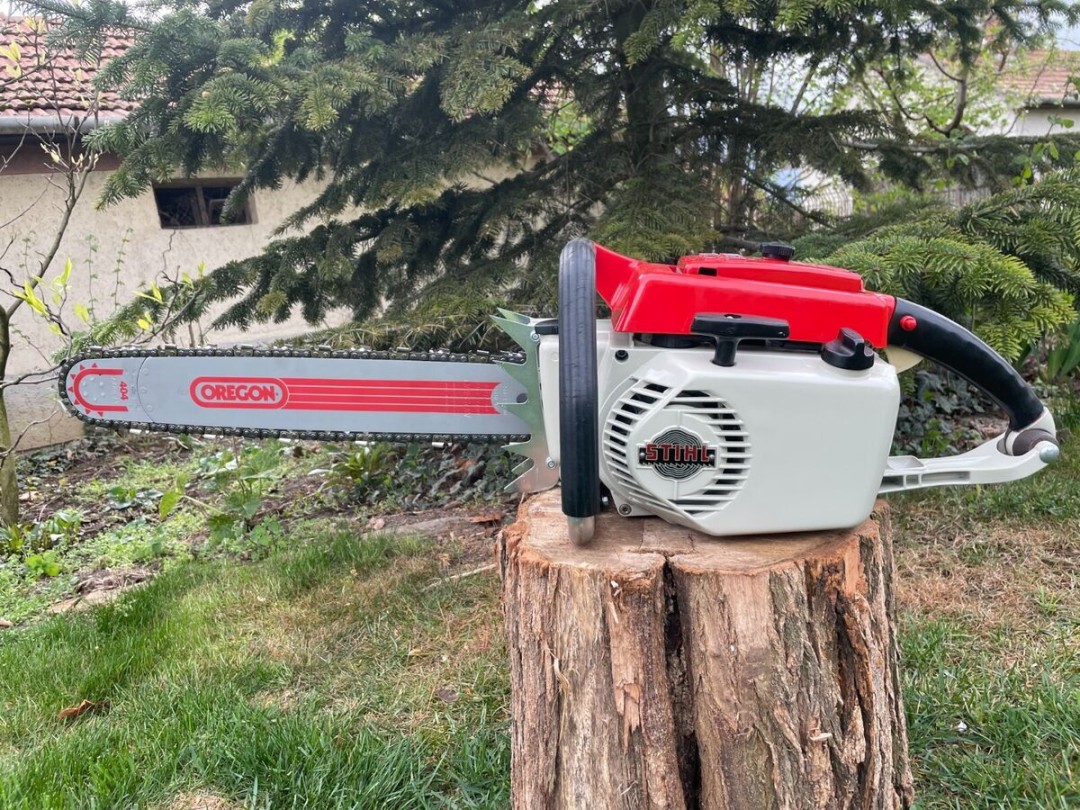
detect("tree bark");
top-left (499, 489), bottom-right (914, 810)
top-left (0, 307), bottom-right (18, 527)
top-left (0, 386), bottom-right (18, 527)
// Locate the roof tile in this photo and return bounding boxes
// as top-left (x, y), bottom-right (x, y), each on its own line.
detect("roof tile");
top-left (0, 16), bottom-right (136, 120)
top-left (999, 50), bottom-right (1080, 106)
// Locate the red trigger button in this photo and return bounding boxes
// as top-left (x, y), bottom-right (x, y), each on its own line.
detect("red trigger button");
top-left (899, 315), bottom-right (918, 332)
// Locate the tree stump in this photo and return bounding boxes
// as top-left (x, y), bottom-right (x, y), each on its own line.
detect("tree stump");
top-left (499, 489), bottom-right (914, 810)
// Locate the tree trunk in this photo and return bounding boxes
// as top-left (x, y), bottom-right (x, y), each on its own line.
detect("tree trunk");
top-left (0, 309), bottom-right (16, 528)
top-left (499, 489), bottom-right (914, 809)
top-left (0, 386), bottom-right (19, 528)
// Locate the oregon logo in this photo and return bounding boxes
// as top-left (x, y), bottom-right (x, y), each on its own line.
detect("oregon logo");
top-left (191, 377), bottom-right (286, 409)
top-left (638, 428), bottom-right (716, 480)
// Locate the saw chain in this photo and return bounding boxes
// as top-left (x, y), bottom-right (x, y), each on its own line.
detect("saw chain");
top-left (57, 343), bottom-right (532, 445)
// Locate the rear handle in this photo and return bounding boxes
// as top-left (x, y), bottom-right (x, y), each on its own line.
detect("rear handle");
top-left (881, 298), bottom-right (1059, 494)
top-left (888, 298), bottom-right (1057, 451)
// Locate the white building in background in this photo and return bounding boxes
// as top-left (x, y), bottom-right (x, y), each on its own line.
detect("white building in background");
top-left (1000, 50), bottom-right (1080, 136)
top-left (800, 48), bottom-right (1080, 218)
top-left (0, 18), bottom-right (347, 448)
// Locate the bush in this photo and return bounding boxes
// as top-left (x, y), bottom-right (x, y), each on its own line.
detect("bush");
top-left (800, 171), bottom-right (1080, 361)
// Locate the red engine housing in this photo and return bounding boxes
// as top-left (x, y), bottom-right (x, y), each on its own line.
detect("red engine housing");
top-left (594, 245), bottom-right (897, 347)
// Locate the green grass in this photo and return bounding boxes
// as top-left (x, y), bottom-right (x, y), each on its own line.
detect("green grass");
top-left (890, 420), bottom-right (1080, 524)
top-left (0, 500), bottom-right (202, 626)
top-left (75, 457), bottom-right (196, 507)
top-left (0, 438), bottom-right (327, 628)
top-left (902, 615), bottom-right (1079, 809)
top-left (888, 436), bottom-right (1080, 809)
top-left (0, 566), bottom-right (68, 625)
top-left (0, 527), bottom-right (509, 809)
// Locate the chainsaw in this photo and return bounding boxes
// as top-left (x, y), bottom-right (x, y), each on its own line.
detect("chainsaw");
top-left (59, 238), bottom-right (1060, 544)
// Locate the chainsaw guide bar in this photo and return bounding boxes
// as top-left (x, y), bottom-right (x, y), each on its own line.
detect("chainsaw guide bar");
top-left (58, 344), bottom-right (532, 445)
top-left (58, 310), bottom-right (560, 499)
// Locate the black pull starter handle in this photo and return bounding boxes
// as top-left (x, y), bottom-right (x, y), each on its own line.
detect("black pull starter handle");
top-left (692, 313), bottom-right (790, 366)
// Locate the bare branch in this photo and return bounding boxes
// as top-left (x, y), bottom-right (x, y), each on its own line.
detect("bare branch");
top-left (856, 72), bottom-right (897, 119)
top-left (3, 40), bottom-right (103, 320)
top-left (0, 365), bottom-right (62, 392)
top-left (928, 52), bottom-right (963, 84)
top-left (744, 174), bottom-right (834, 228)
top-left (875, 67), bottom-right (925, 127)
top-left (717, 234), bottom-right (761, 252)
top-left (925, 64), bottom-right (969, 137)
top-left (0, 183), bottom-right (51, 231)
top-left (5, 139), bottom-right (95, 320)
top-left (789, 56), bottom-right (822, 115)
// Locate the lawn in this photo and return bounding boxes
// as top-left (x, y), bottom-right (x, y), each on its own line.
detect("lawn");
top-left (0, 430), bottom-right (1077, 808)
top-left (892, 453), bottom-right (1080, 808)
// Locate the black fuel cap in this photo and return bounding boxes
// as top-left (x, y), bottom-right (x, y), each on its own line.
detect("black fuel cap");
top-left (821, 328), bottom-right (875, 370)
top-left (761, 242), bottom-right (795, 261)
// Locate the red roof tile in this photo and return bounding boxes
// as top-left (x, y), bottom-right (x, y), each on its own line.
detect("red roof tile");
top-left (0, 16), bottom-right (135, 121)
top-left (999, 50), bottom-right (1080, 107)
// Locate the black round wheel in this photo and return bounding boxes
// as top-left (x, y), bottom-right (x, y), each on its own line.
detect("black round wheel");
top-left (558, 238), bottom-right (600, 543)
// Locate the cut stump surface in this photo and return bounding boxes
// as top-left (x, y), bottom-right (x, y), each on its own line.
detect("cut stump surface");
top-left (499, 489), bottom-right (914, 810)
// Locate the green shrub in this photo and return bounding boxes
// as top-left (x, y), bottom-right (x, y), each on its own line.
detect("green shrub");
top-left (802, 171), bottom-right (1080, 361)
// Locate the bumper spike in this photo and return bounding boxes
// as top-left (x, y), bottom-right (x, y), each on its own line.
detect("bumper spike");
top-left (493, 310), bottom-right (559, 494)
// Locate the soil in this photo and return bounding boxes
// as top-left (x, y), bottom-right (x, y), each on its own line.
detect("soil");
top-left (19, 432), bottom-right (189, 534)
top-left (48, 566), bottom-right (157, 614)
top-left (158, 792), bottom-right (243, 810)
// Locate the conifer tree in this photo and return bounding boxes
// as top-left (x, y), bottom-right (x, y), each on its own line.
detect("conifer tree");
top-left (797, 173), bottom-right (1080, 359)
top-left (27, 0), bottom-right (1080, 346)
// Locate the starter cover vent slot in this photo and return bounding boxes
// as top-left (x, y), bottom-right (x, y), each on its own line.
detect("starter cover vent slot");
top-left (603, 380), bottom-right (751, 518)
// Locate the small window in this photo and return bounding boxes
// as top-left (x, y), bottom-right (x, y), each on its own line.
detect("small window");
top-left (153, 180), bottom-right (253, 228)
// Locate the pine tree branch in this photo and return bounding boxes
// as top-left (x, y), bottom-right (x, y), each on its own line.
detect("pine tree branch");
top-left (744, 175), bottom-right (834, 228)
top-left (790, 56), bottom-right (822, 114)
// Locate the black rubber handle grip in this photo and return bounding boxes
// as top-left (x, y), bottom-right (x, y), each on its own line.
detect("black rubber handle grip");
top-left (558, 238), bottom-right (601, 520)
top-left (888, 299), bottom-right (1044, 431)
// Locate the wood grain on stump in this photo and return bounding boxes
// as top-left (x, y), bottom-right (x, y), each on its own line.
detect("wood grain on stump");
top-left (499, 489), bottom-right (914, 810)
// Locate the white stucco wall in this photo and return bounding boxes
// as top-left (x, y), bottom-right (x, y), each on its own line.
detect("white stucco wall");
top-left (1009, 106), bottom-right (1079, 137)
top-left (1, 160), bottom-right (351, 448)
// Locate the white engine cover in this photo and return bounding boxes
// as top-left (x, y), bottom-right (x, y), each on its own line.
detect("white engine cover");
top-left (597, 342), bottom-right (900, 536)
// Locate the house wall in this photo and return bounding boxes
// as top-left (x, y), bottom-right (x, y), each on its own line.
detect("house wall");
top-left (1010, 106), bottom-right (1079, 137)
top-left (0, 150), bottom-right (351, 449)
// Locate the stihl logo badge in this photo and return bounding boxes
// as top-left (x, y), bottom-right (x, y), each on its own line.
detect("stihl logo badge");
top-left (191, 377), bottom-right (286, 409)
top-left (639, 428), bottom-right (716, 481)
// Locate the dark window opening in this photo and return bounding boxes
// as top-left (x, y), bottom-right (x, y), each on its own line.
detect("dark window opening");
top-left (154, 181), bottom-right (252, 228)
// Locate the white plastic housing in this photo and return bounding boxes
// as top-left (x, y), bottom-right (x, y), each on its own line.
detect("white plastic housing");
top-left (597, 341), bottom-right (901, 536)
